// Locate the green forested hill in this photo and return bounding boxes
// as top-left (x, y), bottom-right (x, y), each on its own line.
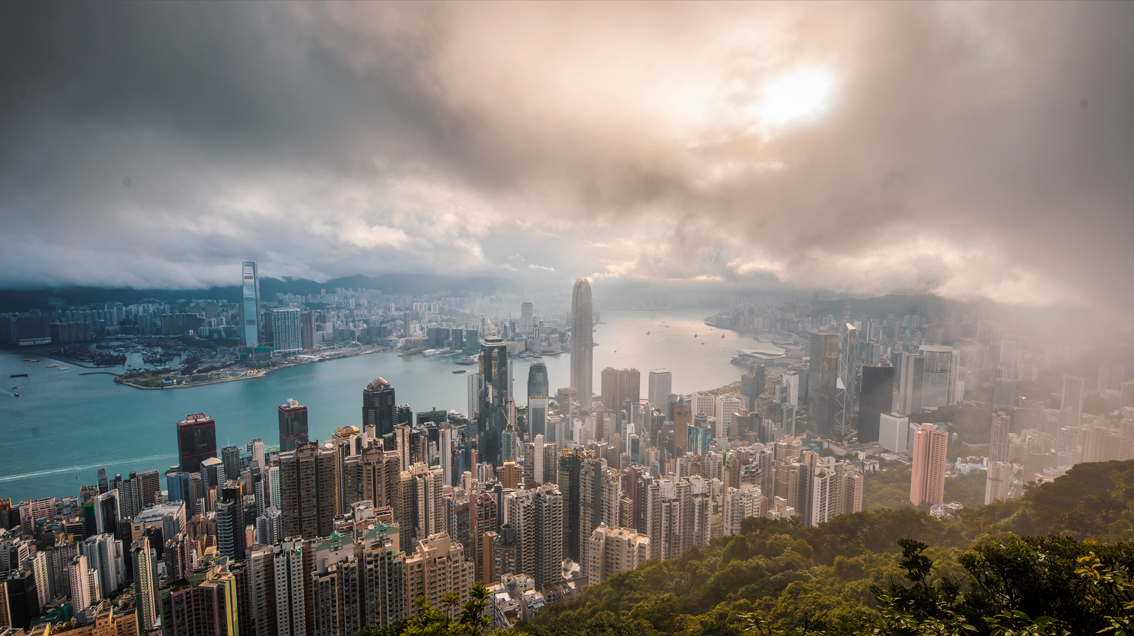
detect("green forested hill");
top-left (513, 460), bottom-right (1134, 636)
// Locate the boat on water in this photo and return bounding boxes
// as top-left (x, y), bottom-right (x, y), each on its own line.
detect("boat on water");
top-left (47, 364), bottom-right (59, 368)
top-left (646, 331), bottom-right (650, 335)
top-left (452, 369), bottom-right (466, 374)
top-left (694, 334), bottom-right (698, 338)
top-left (455, 355), bottom-right (481, 365)
top-left (721, 334), bottom-right (725, 338)
top-left (22, 358), bottom-right (38, 363)
top-left (59, 367), bottom-right (70, 371)
top-left (10, 373), bottom-right (27, 378)
top-left (13, 393), bottom-right (20, 397)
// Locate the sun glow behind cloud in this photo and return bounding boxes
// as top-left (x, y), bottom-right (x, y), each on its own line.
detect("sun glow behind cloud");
top-left (758, 69), bottom-right (835, 126)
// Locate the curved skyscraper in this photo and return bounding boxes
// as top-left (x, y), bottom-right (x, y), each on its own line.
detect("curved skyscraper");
top-left (570, 279), bottom-right (593, 413)
top-left (527, 361), bottom-right (549, 438)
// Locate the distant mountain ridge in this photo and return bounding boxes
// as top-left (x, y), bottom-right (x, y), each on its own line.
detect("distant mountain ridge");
top-left (0, 273), bottom-right (520, 312)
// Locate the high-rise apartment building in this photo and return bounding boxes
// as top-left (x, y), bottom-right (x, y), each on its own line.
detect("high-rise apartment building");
top-left (301, 311), bottom-right (317, 351)
top-left (570, 279), bottom-right (594, 413)
top-left (278, 399), bottom-right (309, 452)
top-left (520, 302), bottom-right (535, 334)
top-left (272, 308), bottom-right (303, 355)
top-left (993, 377), bottom-right (1017, 410)
top-left (585, 525), bottom-right (649, 586)
top-left (858, 365), bottom-right (894, 444)
top-left (910, 424), bottom-right (948, 506)
top-left (278, 440), bottom-right (338, 540)
top-left (177, 413), bottom-right (217, 474)
top-left (990, 411), bottom-right (1011, 463)
top-left (363, 378), bottom-right (397, 442)
top-left (241, 262), bottom-right (261, 349)
top-left (527, 362), bottom-right (549, 438)
top-left (985, 461), bottom-right (1013, 505)
top-left (404, 534), bottom-right (474, 620)
top-left (504, 484), bottom-right (563, 590)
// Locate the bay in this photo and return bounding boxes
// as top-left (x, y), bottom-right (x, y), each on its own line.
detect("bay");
top-left (0, 307), bottom-right (754, 503)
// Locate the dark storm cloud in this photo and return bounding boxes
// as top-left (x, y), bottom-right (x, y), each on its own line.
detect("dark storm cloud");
top-left (1, 2), bottom-right (1131, 316)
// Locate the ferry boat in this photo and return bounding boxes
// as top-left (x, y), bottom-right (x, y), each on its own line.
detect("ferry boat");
top-left (10, 373), bottom-right (28, 378)
top-left (452, 369), bottom-right (466, 374)
top-left (422, 349), bottom-right (445, 357)
top-left (455, 355), bottom-right (480, 365)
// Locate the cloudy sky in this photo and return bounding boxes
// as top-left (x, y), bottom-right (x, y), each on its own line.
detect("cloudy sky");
top-left (2, 2), bottom-right (1132, 314)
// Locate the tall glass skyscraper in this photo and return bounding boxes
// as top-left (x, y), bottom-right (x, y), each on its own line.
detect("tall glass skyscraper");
top-left (241, 262), bottom-right (261, 349)
top-left (527, 361), bottom-right (549, 438)
top-left (478, 336), bottom-right (509, 465)
top-left (570, 279), bottom-right (593, 413)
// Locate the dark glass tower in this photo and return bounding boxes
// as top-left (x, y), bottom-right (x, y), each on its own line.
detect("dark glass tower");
top-left (527, 361), bottom-right (549, 438)
top-left (278, 398), bottom-right (309, 452)
top-left (363, 378), bottom-right (396, 440)
top-left (858, 364), bottom-right (895, 444)
top-left (176, 413), bottom-right (217, 474)
top-left (478, 336), bottom-right (509, 465)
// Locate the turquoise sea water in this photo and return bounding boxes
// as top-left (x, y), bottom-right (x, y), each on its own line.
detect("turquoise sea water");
top-left (0, 308), bottom-right (755, 502)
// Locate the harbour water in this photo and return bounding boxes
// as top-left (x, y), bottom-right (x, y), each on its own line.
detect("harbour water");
top-left (0, 307), bottom-right (755, 502)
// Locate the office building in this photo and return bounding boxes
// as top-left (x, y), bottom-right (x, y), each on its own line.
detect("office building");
top-left (807, 332), bottom-right (839, 437)
top-left (278, 399), bottom-right (310, 452)
top-left (520, 302), bottom-right (535, 334)
top-left (177, 413), bottom-right (217, 475)
top-left (363, 377), bottom-right (397, 442)
top-left (858, 365), bottom-right (894, 444)
top-left (647, 369), bottom-right (672, 411)
top-left (990, 411), bottom-right (1011, 463)
top-left (570, 279), bottom-right (594, 413)
top-left (897, 353), bottom-right (925, 416)
top-left (527, 362), bottom-right (549, 438)
top-left (835, 322), bottom-right (858, 437)
top-left (919, 345), bottom-right (960, 410)
top-left (241, 262), bottom-right (261, 349)
top-left (740, 365), bottom-right (766, 410)
top-left (478, 336), bottom-right (509, 466)
top-left (272, 308), bottom-right (303, 355)
top-left (993, 378), bottom-right (1017, 410)
top-left (910, 424), bottom-right (948, 506)
top-left (878, 413), bottom-right (910, 454)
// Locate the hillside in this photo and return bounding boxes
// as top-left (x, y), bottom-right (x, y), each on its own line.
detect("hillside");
top-left (512, 459), bottom-right (1134, 635)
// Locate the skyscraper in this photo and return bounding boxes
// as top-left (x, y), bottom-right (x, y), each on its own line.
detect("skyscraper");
top-left (278, 440), bottom-right (338, 539)
top-left (278, 398), bottom-right (309, 452)
top-left (919, 345), bottom-right (959, 410)
top-left (835, 322), bottom-right (858, 437)
top-left (989, 411), bottom-right (1011, 463)
top-left (241, 261), bottom-right (261, 349)
top-left (570, 279), bottom-right (594, 412)
top-left (301, 311), bottom-right (317, 351)
top-left (478, 336), bottom-right (509, 466)
top-left (910, 424), bottom-right (948, 506)
top-left (272, 307), bottom-right (302, 355)
top-left (897, 353), bottom-right (925, 416)
top-left (520, 302), bottom-right (534, 334)
top-left (527, 362), bottom-right (549, 438)
top-left (1061, 375), bottom-right (1085, 427)
top-left (807, 332), bottom-right (839, 437)
top-left (601, 367), bottom-right (640, 422)
top-left (857, 365), bottom-right (894, 444)
top-left (648, 369), bottom-right (672, 410)
top-left (177, 413), bottom-right (217, 474)
top-left (363, 377), bottom-right (397, 442)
